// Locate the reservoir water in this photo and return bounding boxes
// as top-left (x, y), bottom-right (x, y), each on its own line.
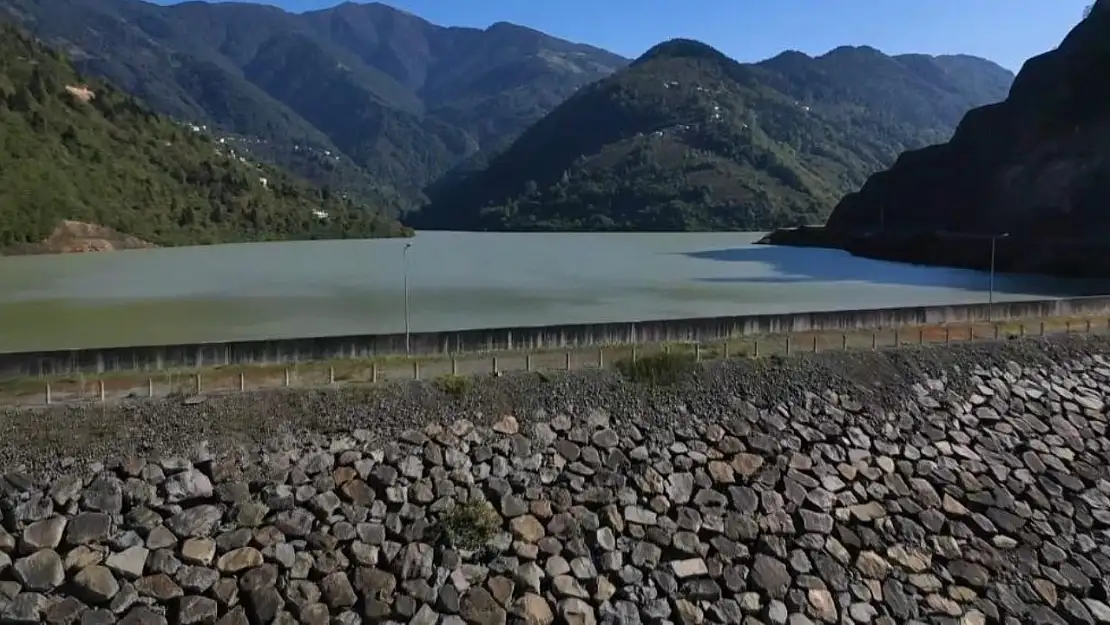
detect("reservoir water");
top-left (1, 231), bottom-right (1107, 352)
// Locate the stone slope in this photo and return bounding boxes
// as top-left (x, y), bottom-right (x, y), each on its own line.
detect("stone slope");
top-left (2, 336), bottom-right (1110, 623)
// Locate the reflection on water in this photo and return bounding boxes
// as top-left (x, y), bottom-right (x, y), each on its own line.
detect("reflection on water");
top-left (1, 231), bottom-right (1107, 352)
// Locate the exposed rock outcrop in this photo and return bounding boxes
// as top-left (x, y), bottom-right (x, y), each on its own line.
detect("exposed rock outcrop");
top-left (764, 2), bottom-right (1110, 276)
top-left (3, 221), bottom-right (155, 256)
top-left (2, 336), bottom-right (1110, 623)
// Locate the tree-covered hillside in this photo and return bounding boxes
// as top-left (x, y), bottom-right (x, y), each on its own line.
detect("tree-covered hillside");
top-left (0, 0), bottom-right (626, 207)
top-left (410, 40), bottom-right (1013, 232)
top-left (0, 23), bottom-right (410, 250)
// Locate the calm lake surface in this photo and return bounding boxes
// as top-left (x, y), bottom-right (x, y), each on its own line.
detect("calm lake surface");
top-left (2, 231), bottom-right (1108, 352)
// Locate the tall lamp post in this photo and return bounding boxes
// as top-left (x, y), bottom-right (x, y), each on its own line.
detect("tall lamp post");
top-left (988, 232), bottom-right (1009, 322)
top-left (403, 242), bottom-right (413, 354)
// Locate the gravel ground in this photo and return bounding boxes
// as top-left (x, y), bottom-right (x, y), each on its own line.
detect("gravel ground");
top-left (0, 334), bottom-right (1103, 480)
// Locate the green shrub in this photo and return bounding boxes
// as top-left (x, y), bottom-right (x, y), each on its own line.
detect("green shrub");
top-left (615, 350), bottom-right (697, 386)
top-left (435, 374), bottom-right (473, 397)
top-left (439, 499), bottom-right (501, 549)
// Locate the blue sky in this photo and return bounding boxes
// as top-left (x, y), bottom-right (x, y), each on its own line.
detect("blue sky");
top-left (156, 0), bottom-right (1089, 71)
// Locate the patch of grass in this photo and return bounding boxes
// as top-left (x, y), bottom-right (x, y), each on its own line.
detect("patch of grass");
top-left (615, 351), bottom-right (697, 386)
top-left (727, 343), bottom-right (750, 358)
top-left (435, 374), bottom-right (474, 397)
top-left (438, 499), bottom-right (501, 550)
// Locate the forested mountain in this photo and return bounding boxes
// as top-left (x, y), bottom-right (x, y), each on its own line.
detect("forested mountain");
top-left (765, 1), bottom-right (1110, 278)
top-left (410, 40), bottom-right (1013, 232)
top-left (0, 0), bottom-right (626, 208)
top-left (0, 22), bottom-right (408, 251)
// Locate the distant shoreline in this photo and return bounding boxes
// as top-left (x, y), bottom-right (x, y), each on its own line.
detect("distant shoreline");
top-left (1, 221), bottom-right (415, 257)
top-left (758, 226), bottom-right (1110, 279)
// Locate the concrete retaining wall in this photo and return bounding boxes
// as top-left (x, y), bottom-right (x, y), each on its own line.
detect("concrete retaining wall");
top-left (5, 295), bottom-right (1110, 377)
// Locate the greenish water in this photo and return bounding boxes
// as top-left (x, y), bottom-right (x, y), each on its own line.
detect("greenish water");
top-left (1, 231), bottom-right (1107, 352)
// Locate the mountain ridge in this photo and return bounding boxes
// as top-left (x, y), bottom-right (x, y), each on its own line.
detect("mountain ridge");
top-left (409, 38), bottom-right (1013, 232)
top-left (0, 0), bottom-right (627, 208)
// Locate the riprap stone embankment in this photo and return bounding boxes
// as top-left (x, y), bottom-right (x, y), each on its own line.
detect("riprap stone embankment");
top-left (2, 336), bottom-right (1110, 624)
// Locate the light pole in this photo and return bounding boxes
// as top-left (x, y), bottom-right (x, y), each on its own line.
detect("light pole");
top-left (403, 242), bottom-right (412, 354)
top-left (988, 232), bottom-right (1009, 322)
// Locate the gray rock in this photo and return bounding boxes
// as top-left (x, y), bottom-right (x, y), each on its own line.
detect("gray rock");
top-left (751, 555), bottom-right (790, 599)
top-left (162, 470), bottom-right (213, 504)
top-left (21, 516), bottom-right (67, 552)
top-left (73, 565), bottom-right (121, 603)
top-left (175, 595), bottom-right (218, 624)
top-left (165, 506), bottom-right (222, 538)
top-left (105, 546), bottom-right (148, 580)
top-left (461, 588), bottom-right (506, 625)
top-left (13, 549), bottom-right (64, 591)
top-left (64, 513), bottom-right (112, 547)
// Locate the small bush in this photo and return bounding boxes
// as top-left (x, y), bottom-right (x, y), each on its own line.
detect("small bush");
top-left (439, 499), bottom-right (501, 549)
top-left (616, 350), bottom-right (697, 386)
top-left (435, 374), bottom-right (473, 397)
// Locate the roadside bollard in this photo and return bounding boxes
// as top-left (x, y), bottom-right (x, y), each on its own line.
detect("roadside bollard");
top-left (328, 367), bottom-right (335, 385)
top-left (945, 327), bottom-right (950, 344)
top-left (841, 334), bottom-right (848, 350)
top-left (918, 328), bottom-right (924, 345)
top-left (894, 330), bottom-right (900, 347)
top-left (239, 373), bottom-right (246, 392)
top-left (723, 342), bottom-right (729, 359)
top-left (195, 373), bottom-right (201, 394)
top-left (753, 340), bottom-right (759, 358)
top-left (631, 345), bottom-right (638, 362)
top-left (45, 383), bottom-right (51, 406)
top-left (284, 369), bottom-right (291, 387)
top-left (451, 358), bottom-right (458, 375)
top-left (812, 336), bottom-right (818, 353)
top-left (785, 337), bottom-right (791, 355)
top-left (565, 352), bottom-right (571, 370)
top-left (148, 378), bottom-right (154, 398)
top-left (372, 362), bottom-right (378, 383)
top-left (599, 348), bottom-right (605, 368)
top-left (695, 344), bottom-right (701, 361)
top-left (413, 361), bottom-right (420, 380)
top-left (99, 380), bottom-right (105, 402)
top-left (492, 356), bottom-right (499, 375)
top-left (871, 333), bottom-right (877, 350)
top-left (526, 354), bottom-right (533, 372)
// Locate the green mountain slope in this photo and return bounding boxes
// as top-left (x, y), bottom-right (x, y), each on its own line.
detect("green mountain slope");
top-left (0, 23), bottom-right (409, 250)
top-left (764, 2), bottom-right (1110, 278)
top-left (410, 40), bottom-right (1013, 232)
top-left (0, 0), bottom-right (627, 207)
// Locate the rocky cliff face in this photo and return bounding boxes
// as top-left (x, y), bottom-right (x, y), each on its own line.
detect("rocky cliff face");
top-left (785, 2), bottom-right (1110, 276)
